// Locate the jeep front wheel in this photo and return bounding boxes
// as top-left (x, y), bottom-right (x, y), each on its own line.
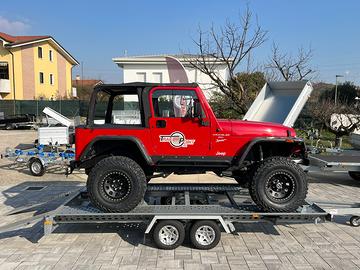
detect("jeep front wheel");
top-left (87, 156), bottom-right (146, 212)
top-left (249, 156), bottom-right (308, 212)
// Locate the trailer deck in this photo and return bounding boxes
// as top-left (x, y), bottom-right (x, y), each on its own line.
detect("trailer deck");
top-left (1, 183), bottom-right (342, 250)
top-left (48, 184), bottom-right (326, 227)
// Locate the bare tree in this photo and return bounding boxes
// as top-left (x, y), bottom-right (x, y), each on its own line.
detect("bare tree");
top-left (265, 43), bottom-right (315, 81)
top-left (308, 98), bottom-right (360, 147)
top-left (186, 7), bottom-right (267, 115)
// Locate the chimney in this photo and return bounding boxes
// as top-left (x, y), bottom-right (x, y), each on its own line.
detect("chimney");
top-left (76, 75), bottom-right (81, 80)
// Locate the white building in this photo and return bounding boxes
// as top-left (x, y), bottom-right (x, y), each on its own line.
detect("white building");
top-left (112, 54), bottom-right (231, 99)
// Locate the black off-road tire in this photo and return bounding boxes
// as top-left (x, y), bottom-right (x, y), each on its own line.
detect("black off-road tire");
top-left (153, 220), bottom-right (185, 249)
top-left (189, 220), bottom-right (221, 250)
top-left (348, 171), bottom-right (360, 181)
top-left (87, 156), bottom-right (146, 212)
top-left (29, 158), bottom-right (45, 177)
top-left (249, 156), bottom-right (308, 212)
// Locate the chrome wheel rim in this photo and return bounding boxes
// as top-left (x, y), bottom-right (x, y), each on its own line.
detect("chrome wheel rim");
top-left (159, 225), bottom-right (179, 246)
top-left (352, 217), bottom-right (360, 226)
top-left (31, 161), bottom-right (42, 174)
top-left (195, 225), bottom-right (216, 246)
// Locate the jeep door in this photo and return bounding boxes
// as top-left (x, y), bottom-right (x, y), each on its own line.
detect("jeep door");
top-left (149, 88), bottom-right (211, 156)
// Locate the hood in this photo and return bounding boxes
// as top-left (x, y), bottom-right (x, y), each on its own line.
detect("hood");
top-left (218, 119), bottom-right (296, 137)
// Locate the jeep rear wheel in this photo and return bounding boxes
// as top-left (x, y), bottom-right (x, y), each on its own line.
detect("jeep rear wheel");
top-left (249, 156), bottom-right (308, 212)
top-left (87, 156), bottom-right (146, 212)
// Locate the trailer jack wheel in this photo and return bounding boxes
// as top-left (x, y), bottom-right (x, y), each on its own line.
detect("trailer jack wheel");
top-left (350, 216), bottom-right (360, 227)
top-left (29, 158), bottom-right (45, 177)
top-left (190, 220), bottom-right (221, 250)
top-left (153, 220), bottom-right (185, 249)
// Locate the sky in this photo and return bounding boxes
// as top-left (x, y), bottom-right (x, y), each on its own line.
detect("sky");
top-left (1, 0), bottom-right (360, 84)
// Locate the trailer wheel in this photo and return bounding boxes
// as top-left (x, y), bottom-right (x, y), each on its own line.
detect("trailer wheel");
top-left (189, 220), bottom-right (221, 250)
top-left (348, 171), bottom-right (360, 181)
top-left (29, 158), bottom-right (45, 177)
top-left (153, 220), bottom-right (185, 249)
top-left (350, 216), bottom-right (360, 227)
top-left (5, 124), bottom-right (15, 130)
top-left (249, 156), bottom-right (308, 212)
top-left (87, 156), bottom-right (146, 212)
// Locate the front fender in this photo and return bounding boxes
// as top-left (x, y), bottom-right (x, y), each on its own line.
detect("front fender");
top-left (234, 137), bottom-right (307, 168)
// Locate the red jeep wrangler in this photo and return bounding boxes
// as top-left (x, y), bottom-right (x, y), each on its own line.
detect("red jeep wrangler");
top-left (71, 83), bottom-right (308, 213)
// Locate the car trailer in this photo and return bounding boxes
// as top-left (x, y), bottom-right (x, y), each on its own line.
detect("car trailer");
top-left (0, 113), bottom-right (37, 130)
top-left (3, 183), bottom-right (358, 250)
top-left (309, 150), bottom-right (360, 171)
top-left (308, 150), bottom-right (360, 226)
top-left (309, 150), bottom-right (360, 181)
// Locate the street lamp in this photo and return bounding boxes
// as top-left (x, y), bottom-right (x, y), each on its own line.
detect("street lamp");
top-left (335, 75), bottom-right (343, 105)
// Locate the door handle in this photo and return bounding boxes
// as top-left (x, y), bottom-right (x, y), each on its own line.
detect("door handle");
top-left (156, 119), bottom-right (166, 128)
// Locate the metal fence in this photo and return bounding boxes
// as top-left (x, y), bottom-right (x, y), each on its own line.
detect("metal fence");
top-left (0, 100), bottom-right (89, 118)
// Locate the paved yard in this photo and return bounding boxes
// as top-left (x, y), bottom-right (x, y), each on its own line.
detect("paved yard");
top-left (0, 130), bottom-right (359, 269)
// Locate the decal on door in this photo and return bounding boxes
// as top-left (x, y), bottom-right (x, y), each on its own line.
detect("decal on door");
top-left (159, 131), bottom-right (195, 148)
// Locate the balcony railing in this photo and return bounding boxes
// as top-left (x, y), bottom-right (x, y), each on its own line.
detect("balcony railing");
top-left (0, 79), bottom-right (10, 93)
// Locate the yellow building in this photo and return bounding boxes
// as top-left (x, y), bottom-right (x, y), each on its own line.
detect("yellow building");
top-left (0, 32), bottom-right (78, 100)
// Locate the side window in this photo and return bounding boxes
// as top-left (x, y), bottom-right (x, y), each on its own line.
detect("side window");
top-left (93, 91), bottom-right (141, 125)
top-left (111, 94), bottom-right (141, 125)
top-left (49, 74), bottom-right (54, 85)
top-left (49, 50), bottom-right (53, 61)
top-left (152, 90), bottom-right (198, 118)
top-left (39, 72), bottom-right (44, 84)
top-left (93, 91), bottom-right (110, 125)
top-left (0, 62), bottom-right (9, 79)
top-left (38, 47), bottom-right (43, 59)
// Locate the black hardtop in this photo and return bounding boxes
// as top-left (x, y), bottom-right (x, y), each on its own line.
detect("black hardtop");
top-left (94, 82), bottom-right (199, 95)
top-left (88, 82), bottom-right (199, 127)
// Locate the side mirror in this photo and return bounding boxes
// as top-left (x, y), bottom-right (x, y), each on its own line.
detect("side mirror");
top-left (194, 100), bottom-right (202, 119)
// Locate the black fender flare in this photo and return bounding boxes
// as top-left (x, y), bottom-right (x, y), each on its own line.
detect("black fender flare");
top-left (235, 137), bottom-right (306, 167)
top-left (78, 136), bottom-right (153, 166)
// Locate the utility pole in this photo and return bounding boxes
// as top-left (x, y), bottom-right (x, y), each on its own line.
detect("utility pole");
top-left (335, 75), bottom-right (343, 105)
top-left (81, 61), bottom-right (84, 92)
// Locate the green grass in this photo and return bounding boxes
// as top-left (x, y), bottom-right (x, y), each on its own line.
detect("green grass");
top-left (295, 129), bottom-right (352, 149)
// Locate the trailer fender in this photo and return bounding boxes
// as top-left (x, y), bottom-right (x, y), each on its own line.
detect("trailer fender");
top-left (145, 215), bottom-right (232, 234)
top-left (28, 156), bottom-right (45, 167)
